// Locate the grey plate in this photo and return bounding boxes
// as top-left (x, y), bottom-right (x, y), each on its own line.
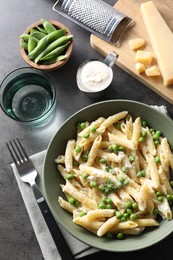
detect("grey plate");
top-left (43, 99), bottom-right (173, 252)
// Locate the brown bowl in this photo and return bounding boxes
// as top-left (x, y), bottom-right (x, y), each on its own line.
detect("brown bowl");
top-left (20, 20), bottom-right (73, 71)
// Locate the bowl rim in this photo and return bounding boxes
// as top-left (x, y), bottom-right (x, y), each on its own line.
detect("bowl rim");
top-left (43, 99), bottom-right (173, 252)
top-left (20, 19), bottom-right (73, 71)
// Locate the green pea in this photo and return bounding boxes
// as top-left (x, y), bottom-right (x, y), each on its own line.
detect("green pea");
top-left (66, 173), bottom-right (74, 180)
top-left (128, 155), bottom-right (135, 162)
top-left (156, 191), bottom-right (163, 197)
top-left (153, 133), bottom-right (160, 141)
top-left (125, 201), bottom-right (133, 209)
top-left (82, 154), bottom-right (88, 161)
top-left (132, 202), bottom-right (138, 209)
top-left (106, 198), bottom-right (112, 204)
top-left (117, 232), bottom-right (124, 239)
top-left (100, 158), bottom-right (106, 164)
top-left (141, 130), bottom-right (147, 137)
top-left (80, 212), bottom-right (86, 217)
top-left (153, 208), bottom-right (159, 215)
top-left (154, 140), bottom-right (160, 145)
top-left (141, 120), bottom-right (147, 127)
top-left (157, 196), bottom-right (163, 202)
top-left (156, 130), bottom-right (161, 136)
top-left (98, 202), bottom-right (105, 209)
top-left (130, 213), bottom-right (137, 221)
top-left (106, 204), bottom-right (112, 209)
top-left (137, 170), bottom-right (146, 178)
top-left (106, 232), bottom-right (113, 239)
top-left (139, 136), bottom-right (145, 142)
top-left (118, 146), bottom-right (124, 151)
top-left (82, 172), bottom-right (88, 179)
top-left (80, 122), bottom-right (86, 129)
top-left (91, 127), bottom-right (96, 133)
top-left (75, 145), bottom-right (82, 153)
top-left (115, 211), bottom-right (123, 219)
top-left (73, 160), bottom-right (78, 167)
top-left (155, 156), bottom-right (160, 164)
top-left (74, 201), bottom-right (79, 207)
top-left (167, 194), bottom-right (173, 202)
top-left (108, 145), bottom-right (114, 152)
top-left (83, 133), bottom-right (90, 138)
top-left (99, 184), bottom-right (105, 192)
top-left (120, 216), bottom-right (126, 222)
top-left (114, 123), bottom-right (121, 129)
top-left (68, 197), bottom-right (75, 204)
top-left (122, 165), bottom-right (128, 172)
top-left (90, 181), bottom-right (97, 188)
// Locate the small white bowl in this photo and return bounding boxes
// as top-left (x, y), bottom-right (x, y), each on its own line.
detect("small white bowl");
top-left (76, 52), bottom-right (118, 98)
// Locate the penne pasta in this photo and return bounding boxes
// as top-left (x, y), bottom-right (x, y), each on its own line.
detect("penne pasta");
top-left (54, 111), bottom-right (173, 238)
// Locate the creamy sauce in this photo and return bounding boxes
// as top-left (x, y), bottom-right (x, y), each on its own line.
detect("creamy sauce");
top-left (78, 60), bottom-right (113, 92)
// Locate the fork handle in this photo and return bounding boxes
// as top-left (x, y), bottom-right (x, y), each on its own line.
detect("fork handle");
top-left (32, 183), bottom-right (74, 260)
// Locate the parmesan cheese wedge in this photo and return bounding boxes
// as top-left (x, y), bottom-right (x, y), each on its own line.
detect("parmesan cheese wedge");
top-left (145, 65), bottom-right (160, 76)
top-left (140, 1), bottom-right (173, 86)
top-left (129, 38), bottom-right (145, 50)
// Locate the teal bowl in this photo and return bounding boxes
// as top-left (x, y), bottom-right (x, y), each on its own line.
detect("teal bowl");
top-left (43, 99), bottom-right (173, 252)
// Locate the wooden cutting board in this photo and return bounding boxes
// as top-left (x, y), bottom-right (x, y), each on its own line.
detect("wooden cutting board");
top-left (90, 0), bottom-right (173, 104)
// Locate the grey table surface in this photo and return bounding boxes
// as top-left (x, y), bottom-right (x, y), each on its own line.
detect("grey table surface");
top-left (1, 0), bottom-right (173, 259)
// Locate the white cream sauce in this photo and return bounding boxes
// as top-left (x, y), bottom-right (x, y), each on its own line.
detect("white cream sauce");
top-left (79, 60), bottom-right (113, 92)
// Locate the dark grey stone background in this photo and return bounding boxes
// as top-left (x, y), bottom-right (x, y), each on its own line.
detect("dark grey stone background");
top-left (0, 0), bottom-right (173, 259)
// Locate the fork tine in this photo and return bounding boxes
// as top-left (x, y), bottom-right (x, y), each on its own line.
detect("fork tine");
top-left (6, 138), bottom-right (29, 164)
top-left (6, 141), bottom-right (18, 164)
top-left (15, 138), bottom-right (28, 161)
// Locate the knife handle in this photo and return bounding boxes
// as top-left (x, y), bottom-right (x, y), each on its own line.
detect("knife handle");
top-left (37, 197), bottom-right (74, 260)
top-left (32, 183), bottom-right (74, 260)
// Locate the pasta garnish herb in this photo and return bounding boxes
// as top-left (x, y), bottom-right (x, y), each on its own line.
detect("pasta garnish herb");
top-left (55, 112), bottom-right (173, 239)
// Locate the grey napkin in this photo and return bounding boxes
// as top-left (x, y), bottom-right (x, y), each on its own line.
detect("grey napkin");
top-left (11, 150), bottom-right (99, 260)
top-left (10, 105), bottom-right (168, 260)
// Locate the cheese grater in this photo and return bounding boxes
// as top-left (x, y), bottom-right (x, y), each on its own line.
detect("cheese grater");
top-left (53, 0), bottom-right (134, 45)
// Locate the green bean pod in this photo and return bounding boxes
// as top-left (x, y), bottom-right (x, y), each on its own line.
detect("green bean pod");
top-left (28, 30), bottom-right (66, 60)
top-left (28, 35), bottom-right (37, 54)
top-left (20, 33), bottom-right (30, 42)
top-left (36, 26), bottom-right (47, 34)
top-left (27, 37), bottom-right (48, 60)
top-left (41, 18), bottom-right (57, 34)
top-left (31, 31), bottom-right (46, 40)
top-left (40, 42), bottom-right (70, 61)
top-left (20, 39), bottom-right (28, 51)
top-left (35, 34), bottom-right (72, 63)
top-left (41, 54), bottom-right (67, 65)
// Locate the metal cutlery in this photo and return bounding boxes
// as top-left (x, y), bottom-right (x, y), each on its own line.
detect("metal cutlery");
top-left (6, 138), bottom-right (74, 260)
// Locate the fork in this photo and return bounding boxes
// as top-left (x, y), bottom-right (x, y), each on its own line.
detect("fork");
top-left (6, 138), bottom-right (74, 260)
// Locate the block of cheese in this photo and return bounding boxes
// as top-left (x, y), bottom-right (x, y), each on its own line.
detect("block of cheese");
top-left (141, 1), bottom-right (173, 86)
top-left (129, 38), bottom-right (145, 50)
top-left (145, 65), bottom-right (160, 76)
top-left (135, 50), bottom-right (153, 65)
top-left (135, 63), bottom-right (145, 74)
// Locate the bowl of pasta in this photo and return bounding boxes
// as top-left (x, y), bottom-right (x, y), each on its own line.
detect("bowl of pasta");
top-left (43, 99), bottom-right (173, 252)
